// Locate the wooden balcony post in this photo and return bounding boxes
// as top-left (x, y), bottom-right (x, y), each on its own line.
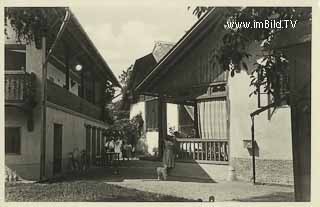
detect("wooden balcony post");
top-left (194, 103), bottom-right (200, 138)
top-left (65, 44), bottom-right (70, 90)
top-left (40, 36), bottom-right (47, 180)
top-left (158, 96), bottom-right (167, 159)
top-left (80, 70), bottom-right (84, 98)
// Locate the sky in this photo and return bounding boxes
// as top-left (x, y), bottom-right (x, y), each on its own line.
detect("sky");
top-left (70, 1), bottom-right (198, 80)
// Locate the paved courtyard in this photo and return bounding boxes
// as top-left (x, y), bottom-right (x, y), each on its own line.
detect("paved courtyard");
top-left (6, 160), bottom-right (294, 202)
top-left (71, 160), bottom-right (294, 202)
top-left (106, 160), bottom-right (294, 201)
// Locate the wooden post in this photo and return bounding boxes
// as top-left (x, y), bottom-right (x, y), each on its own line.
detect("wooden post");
top-left (251, 116), bottom-right (256, 184)
top-left (290, 56), bottom-right (311, 201)
top-left (65, 44), bottom-right (70, 90)
top-left (194, 103), bottom-right (200, 138)
top-left (158, 96), bottom-right (167, 159)
top-left (40, 37), bottom-right (47, 180)
top-left (291, 104), bottom-right (311, 201)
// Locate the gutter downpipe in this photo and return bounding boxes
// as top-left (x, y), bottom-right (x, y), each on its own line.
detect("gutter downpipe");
top-left (250, 115), bottom-right (256, 184)
top-left (249, 101), bottom-right (277, 184)
top-left (40, 8), bottom-right (71, 181)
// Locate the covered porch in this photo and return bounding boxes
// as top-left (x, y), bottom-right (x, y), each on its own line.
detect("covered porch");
top-left (135, 8), bottom-right (231, 164)
top-left (140, 82), bottom-right (230, 164)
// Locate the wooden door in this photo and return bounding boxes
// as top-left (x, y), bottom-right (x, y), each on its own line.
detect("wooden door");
top-left (53, 123), bottom-right (63, 175)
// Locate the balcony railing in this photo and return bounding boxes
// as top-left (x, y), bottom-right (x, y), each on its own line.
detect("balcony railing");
top-left (176, 138), bottom-right (229, 164)
top-left (5, 71), bottom-right (36, 105)
top-left (47, 80), bottom-right (103, 121)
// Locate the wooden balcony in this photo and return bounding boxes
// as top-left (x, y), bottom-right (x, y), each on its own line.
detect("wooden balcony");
top-left (176, 138), bottom-right (229, 164)
top-left (5, 71), bottom-right (36, 108)
top-left (47, 80), bottom-right (103, 121)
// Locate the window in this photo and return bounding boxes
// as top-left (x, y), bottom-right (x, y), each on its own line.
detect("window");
top-left (5, 127), bottom-right (21, 154)
top-left (5, 44), bottom-right (26, 71)
top-left (258, 71), bottom-right (289, 108)
top-left (178, 105), bottom-right (195, 137)
top-left (145, 99), bottom-right (158, 131)
top-left (197, 98), bottom-right (228, 139)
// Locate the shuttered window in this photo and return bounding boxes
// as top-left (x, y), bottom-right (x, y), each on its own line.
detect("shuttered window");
top-left (145, 99), bottom-right (158, 131)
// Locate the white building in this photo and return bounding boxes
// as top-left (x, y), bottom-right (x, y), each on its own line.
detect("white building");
top-left (5, 8), bottom-right (120, 180)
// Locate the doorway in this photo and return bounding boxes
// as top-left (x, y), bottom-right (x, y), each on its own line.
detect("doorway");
top-left (53, 123), bottom-right (63, 175)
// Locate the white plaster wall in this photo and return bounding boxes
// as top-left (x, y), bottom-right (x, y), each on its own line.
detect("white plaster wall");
top-left (167, 103), bottom-right (179, 133)
top-left (5, 108), bottom-right (42, 180)
top-left (130, 101), bottom-right (145, 120)
top-left (145, 131), bottom-right (159, 155)
top-left (130, 102), bottom-right (179, 155)
top-left (45, 105), bottom-right (109, 177)
top-left (5, 27), bottom-right (45, 180)
top-left (229, 70), bottom-right (292, 160)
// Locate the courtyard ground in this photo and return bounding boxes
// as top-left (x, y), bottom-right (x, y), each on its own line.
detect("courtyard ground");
top-left (5, 160), bottom-right (294, 202)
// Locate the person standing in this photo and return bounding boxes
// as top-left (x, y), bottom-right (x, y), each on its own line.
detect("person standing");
top-left (105, 137), bottom-right (115, 152)
top-left (114, 137), bottom-right (123, 159)
top-left (163, 134), bottom-right (177, 175)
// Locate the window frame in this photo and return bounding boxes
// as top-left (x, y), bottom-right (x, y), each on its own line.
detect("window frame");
top-left (5, 44), bottom-right (26, 72)
top-left (145, 98), bottom-right (159, 132)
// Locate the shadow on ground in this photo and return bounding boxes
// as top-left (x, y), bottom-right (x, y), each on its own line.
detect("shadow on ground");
top-left (44, 160), bottom-right (216, 184)
top-left (232, 192), bottom-right (294, 202)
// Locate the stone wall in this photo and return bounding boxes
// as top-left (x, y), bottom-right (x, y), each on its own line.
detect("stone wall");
top-left (231, 158), bottom-right (293, 185)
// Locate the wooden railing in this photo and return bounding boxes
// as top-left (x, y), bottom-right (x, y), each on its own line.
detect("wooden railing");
top-left (5, 71), bottom-right (35, 103)
top-left (176, 138), bottom-right (229, 164)
top-left (47, 80), bottom-right (103, 121)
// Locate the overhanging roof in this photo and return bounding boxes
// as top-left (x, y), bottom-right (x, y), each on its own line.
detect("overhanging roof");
top-left (134, 7), bottom-right (223, 93)
top-left (54, 7), bottom-right (121, 87)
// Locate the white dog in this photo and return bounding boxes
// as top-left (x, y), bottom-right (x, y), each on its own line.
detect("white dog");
top-left (156, 166), bottom-right (168, 181)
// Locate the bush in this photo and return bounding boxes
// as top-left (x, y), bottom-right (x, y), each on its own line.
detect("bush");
top-left (105, 113), bottom-right (143, 146)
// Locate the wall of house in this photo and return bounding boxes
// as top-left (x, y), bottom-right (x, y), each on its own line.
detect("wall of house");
top-left (167, 103), bottom-right (179, 132)
top-left (45, 104), bottom-right (109, 178)
top-left (130, 101), bottom-right (179, 155)
top-left (5, 28), bottom-right (46, 180)
top-left (5, 107), bottom-right (42, 180)
top-left (228, 70), bottom-right (293, 184)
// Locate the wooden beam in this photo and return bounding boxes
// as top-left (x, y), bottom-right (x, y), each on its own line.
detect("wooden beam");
top-left (80, 70), bottom-right (84, 98)
top-left (194, 103), bottom-right (200, 138)
top-left (65, 23), bottom-right (119, 86)
top-left (65, 44), bottom-right (70, 90)
top-left (158, 96), bottom-right (167, 159)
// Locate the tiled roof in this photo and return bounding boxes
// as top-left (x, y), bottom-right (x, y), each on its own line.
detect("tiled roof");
top-left (152, 41), bottom-right (175, 62)
top-left (128, 53), bottom-right (157, 90)
top-left (128, 41), bottom-right (175, 91)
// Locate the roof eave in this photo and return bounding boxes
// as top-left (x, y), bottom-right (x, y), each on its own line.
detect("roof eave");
top-left (63, 8), bottom-right (121, 87)
top-left (134, 7), bottom-right (218, 93)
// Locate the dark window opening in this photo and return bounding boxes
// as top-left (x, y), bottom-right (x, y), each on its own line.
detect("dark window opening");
top-left (5, 127), bottom-right (21, 154)
top-left (145, 99), bottom-right (158, 131)
top-left (5, 44), bottom-right (26, 71)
